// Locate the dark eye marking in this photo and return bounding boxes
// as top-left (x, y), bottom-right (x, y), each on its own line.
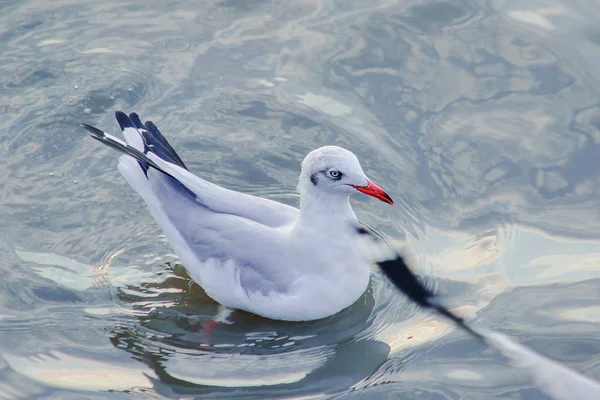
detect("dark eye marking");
top-left (310, 172), bottom-right (318, 186)
top-left (311, 169), bottom-right (343, 186)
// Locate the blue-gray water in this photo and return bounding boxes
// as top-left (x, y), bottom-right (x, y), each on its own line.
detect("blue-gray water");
top-left (2, 0), bottom-right (600, 398)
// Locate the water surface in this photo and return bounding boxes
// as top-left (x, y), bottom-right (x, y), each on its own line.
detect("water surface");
top-left (1, 0), bottom-right (600, 398)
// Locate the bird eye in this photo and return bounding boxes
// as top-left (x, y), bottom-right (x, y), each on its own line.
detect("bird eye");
top-left (329, 170), bottom-right (342, 179)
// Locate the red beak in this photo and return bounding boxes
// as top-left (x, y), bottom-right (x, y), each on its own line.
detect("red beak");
top-left (351, 181), bottom-right (394, 205)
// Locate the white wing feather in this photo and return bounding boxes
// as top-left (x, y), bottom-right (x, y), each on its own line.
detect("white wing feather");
top-left (146, 153), bottom-right (299, 228)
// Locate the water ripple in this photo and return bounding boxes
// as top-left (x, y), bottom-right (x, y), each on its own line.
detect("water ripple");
top-left (2, 0), bottom-right (600, 398)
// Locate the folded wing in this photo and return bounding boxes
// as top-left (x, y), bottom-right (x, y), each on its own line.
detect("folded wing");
top-left (82, 111), bottom-right (299, 295)
top-left (81, 111), bottom-right (299, 228)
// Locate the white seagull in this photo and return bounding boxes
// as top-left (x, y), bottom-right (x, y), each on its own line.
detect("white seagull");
top-left (81, 111), bottom-right (393, 321)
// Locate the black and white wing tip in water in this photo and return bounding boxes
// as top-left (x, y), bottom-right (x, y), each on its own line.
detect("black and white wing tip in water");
top-left (358, 227), bottom-right (600, 400)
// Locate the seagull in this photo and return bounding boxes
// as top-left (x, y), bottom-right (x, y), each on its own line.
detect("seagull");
top-left (81, 111), bottom-right (393, 321)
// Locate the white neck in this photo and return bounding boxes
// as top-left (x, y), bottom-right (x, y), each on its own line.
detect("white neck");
top-left (298, 187), bottom-right (358, 228)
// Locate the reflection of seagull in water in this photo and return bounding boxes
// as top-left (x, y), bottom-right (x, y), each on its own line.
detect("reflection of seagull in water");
top-left (81, 111), bottom-right (393, 321)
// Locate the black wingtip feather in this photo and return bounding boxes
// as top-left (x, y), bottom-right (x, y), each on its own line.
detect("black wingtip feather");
top-left (144, 120), bottom-right (188, 170)
top-left (81, 123), bottom-right (105, 138)
top-left (114, 112), bottom-right (150, 176)
top-left (110, 111), bottom-right (189, 173)
top-left (129, 113), bottom-right (146, 131)
top-left (80, 119), bottom-right (195, 196)
top-left (81, 121), bottom-right (153, 171)
top-left (115, 111), bottom-right (135, 130)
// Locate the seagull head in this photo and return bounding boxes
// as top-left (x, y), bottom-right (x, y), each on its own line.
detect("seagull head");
top-left (297, 146), bottom-right (393, 205)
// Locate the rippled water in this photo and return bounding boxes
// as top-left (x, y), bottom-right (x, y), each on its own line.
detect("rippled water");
top-left (2, 0), bottom-right (600, 398)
